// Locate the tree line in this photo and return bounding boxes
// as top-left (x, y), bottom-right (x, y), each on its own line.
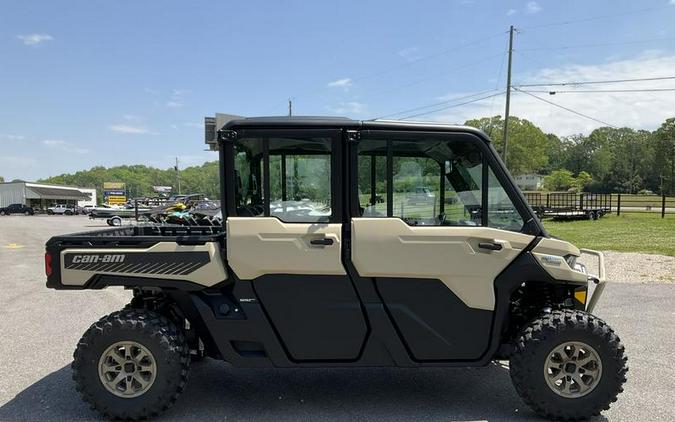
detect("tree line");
top-left (22, 115), bottom-right (675, 199)
top-left (465, 116), bottom-right (675, 194)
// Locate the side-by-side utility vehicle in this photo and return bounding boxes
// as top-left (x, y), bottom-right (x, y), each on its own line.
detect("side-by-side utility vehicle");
top-left (45, 117), bottom-right (627, 420)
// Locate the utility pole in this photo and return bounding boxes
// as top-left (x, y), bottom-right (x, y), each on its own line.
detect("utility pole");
top-left (288, 98), bottom-right (293, 116)
top-left (174, 157), bottom-right (181, 195)
top-left (502, 25), bottom-right (515, 166)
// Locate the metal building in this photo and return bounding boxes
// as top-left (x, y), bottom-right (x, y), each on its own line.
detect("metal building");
top-left (0, 181), bottom-right (95, 210)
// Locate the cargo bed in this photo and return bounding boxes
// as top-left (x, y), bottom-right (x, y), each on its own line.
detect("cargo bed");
top-left (45, 225), bottom-right (227, 291)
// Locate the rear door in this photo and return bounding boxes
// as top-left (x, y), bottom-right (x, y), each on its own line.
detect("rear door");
top-left (225, 129), bottom-right (367, 361)
top-left (350, 130), bottom-right (535, 361)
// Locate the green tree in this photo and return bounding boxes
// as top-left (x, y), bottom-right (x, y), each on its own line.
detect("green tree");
top-left (0, 176), bottom-right (4, 183)
top-left (464, 115), bottom-right (549, 176)
top-left (38, 162), bottom-right (221, 203)
top-left (575, 171), bottom-right (593, 191)
top-left (654, 118), bottom-right (675, 195)
top-left (543, 169), bottom-right (575, 191)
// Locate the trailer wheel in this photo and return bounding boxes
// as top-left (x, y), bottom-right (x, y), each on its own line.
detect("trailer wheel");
top-left (72, 309), bottom-right (190, 420)
top-left (108, 216), bottom-right (122, 226)
top-left (510, 310), bottom-right (627, 421)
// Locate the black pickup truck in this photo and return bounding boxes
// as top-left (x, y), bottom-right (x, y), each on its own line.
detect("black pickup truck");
top-left (0, 203), bottom-right (35, 215)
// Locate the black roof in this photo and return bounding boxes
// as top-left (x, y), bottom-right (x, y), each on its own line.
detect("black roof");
top-left (222, 116), bottom-right (491, 142)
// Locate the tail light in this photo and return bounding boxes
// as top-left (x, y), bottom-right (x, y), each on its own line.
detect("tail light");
top-left (45, 252), bottom-right (53, 277)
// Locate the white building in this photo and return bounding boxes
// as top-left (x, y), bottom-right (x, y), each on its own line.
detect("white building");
top-left (514, 174), bottom-right (545, 191)
top-left (0, 181), bottom-right (96, 210)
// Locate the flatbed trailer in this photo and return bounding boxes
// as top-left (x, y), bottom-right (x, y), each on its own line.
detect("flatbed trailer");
top-left (524, 192), bottom-right (612, 220)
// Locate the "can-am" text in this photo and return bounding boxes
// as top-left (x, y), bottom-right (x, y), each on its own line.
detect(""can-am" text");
top-left (71, 254), bottom-right (125, 264)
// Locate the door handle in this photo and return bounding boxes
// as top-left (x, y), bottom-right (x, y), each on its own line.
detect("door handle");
top-left (478, 242), bottom-right (503, 251)
top-left (310, 238), bottom-right (334, 246)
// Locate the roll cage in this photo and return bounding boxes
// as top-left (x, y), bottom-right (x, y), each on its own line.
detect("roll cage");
top-left (217, 117), bottom-right (545, 236)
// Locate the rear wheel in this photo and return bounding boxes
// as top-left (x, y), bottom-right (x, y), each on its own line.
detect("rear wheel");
top-left (110, 216), bottom-right (122, 226)
top-left (72, 309), bottom-right (190, 420)
top-left (510, 310), bottom-right (627, 421)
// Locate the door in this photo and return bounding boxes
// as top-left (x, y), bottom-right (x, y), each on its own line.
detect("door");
top-left (225, 129), bottom-right (367, 361)
top-left (350, 130), bottom-right (535, 361)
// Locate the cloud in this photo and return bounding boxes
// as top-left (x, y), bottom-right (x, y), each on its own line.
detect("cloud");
top-left (0, 134), bottom-right (25, 141)
top-left (507, 9), bottom-right (517, 16)
top-left (328, 102), bottom-right (365, 114)
top-left (43, 139), bottom-right (88, 154)
top-left (327, 78), bottom-right (353, 89)
top-left (425, 52), bottom-right (675, 135)
top-left (398, 47), bottom-right (421, 62)
top-left (525, 1), bottom-right (542, 14)
top-left (43, 139), bottom-right (65, 146)
top-left (166, 89), bottom-right (190, 108)
top-left (108, 124), bottom-right (149, 134)
top-left (17, 33), bottom-right (53, 46)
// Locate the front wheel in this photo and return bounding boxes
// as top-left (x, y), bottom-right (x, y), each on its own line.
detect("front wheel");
top-left (510, 310), bottom-right (627, 421)
top-left (72, 309), bottom-right (190, 420)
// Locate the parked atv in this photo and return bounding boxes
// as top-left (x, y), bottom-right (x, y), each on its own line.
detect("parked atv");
top-left (45, 117), bottom-right (626, 420)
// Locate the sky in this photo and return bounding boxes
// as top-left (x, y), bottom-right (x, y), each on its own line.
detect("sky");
top-left (2, 0), bottom-right (675, 181)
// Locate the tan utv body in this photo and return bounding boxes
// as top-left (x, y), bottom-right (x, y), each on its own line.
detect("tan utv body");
top-left (45, 117), bottom-right (626, 421)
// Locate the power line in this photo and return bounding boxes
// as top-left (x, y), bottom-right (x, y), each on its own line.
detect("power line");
top-left (520, 6), bottom-right (669, 31)
top-left (522, 88), bottom-right (675, 94)
top-left (373, 88), bottom-right (499, 120)
top-left (348, 31), bottom-right (505, 84)
top-left (363, 52), bottom-right (505, 101)
top-left (513, 88), bottom-right (617, 128)
top-left (269, 31), bottom-right (505, 112)
top-left (518, 36), bottom-right (675, 52)
top-left (398, 91), bottom-right (505, 120)
top-left (515, 76), bottom-right (675, 88)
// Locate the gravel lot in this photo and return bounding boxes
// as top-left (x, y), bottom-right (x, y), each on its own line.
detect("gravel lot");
top-left (0, 215), bottom-right (674, 421)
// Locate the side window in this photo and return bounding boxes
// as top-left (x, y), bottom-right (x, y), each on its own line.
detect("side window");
top-left (233, 138), bottom-right (264, 217)
top-left (233, 134), bottom-right (333, 223)
top-left (357, 135), bottom-right (483, 227)
top-left (268, 138), bottom-right (332, 223)
top-left (392, 154), bottom-right (441, 225)
top-left (355, 133), bottom-right (526, 232)
top-left (487, 167), bottom-right (525, 231)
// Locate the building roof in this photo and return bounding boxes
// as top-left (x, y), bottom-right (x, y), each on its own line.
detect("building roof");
top-left (25, 186), bottom-right (91, 200)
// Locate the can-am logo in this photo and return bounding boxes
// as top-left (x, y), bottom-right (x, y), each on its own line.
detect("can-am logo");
top-left (71, 254), bottom-right (125, 264)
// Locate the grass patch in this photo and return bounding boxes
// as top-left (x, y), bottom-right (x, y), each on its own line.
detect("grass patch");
top-left (543, 213), bottom-right (675, 256)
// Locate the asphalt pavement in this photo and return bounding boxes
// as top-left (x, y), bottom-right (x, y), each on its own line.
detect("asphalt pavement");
top-left (0, 215), bottom-right (673, 421)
